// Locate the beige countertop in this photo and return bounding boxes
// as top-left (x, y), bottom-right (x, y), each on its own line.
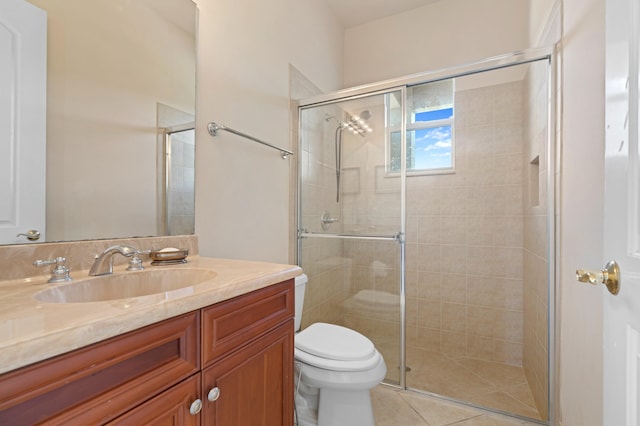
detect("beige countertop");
top-left (0, 256), bottom-right (302, 375)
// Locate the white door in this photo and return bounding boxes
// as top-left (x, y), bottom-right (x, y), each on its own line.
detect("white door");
top-left (0, 0), bottom-right (46, 244)
top-left (604, 0), bottom-right (640, 424)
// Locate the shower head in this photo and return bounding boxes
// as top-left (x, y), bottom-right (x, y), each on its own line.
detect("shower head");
top-left (343, 111), bottom-right (372, 136)
top-left (330, 109), bottom-right (372, 203)
top-left (325, 110), bottom-right (373, 136)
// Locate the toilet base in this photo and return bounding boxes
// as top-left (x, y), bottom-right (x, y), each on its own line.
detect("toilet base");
top-left (295, 387), bottom-right (375, 426)
top-left (318, 388), bottom-right (375, 426)
top-left (294, 368), bottom-right (379, 426)
top-left (295, 380), bottom-right (318, 426)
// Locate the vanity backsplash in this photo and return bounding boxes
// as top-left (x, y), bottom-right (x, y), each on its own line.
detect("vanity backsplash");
top-left (0, 235), bottom-right (198, 281)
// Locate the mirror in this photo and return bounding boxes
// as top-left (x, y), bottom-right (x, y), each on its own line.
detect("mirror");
top-left (4, 0), bottom-right (196, 245)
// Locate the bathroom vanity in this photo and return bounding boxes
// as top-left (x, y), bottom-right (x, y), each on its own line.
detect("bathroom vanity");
top-left (0, 240), bottom-right (300, 426)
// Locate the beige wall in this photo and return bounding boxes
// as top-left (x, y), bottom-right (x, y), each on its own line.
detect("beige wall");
top-left (529, 0), bottom-right (559, 46)
top-left (194, 0), bottom-right (343, 263)
top-left (343, 0), bottom-right (529, 88)
top-left (559, 0), bottom-right (606, 424)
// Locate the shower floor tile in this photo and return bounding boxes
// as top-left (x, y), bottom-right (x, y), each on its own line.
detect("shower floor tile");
top-left (401, 346), bottom-right (543, 420)
top-left (372, 385), bottom-right (542, 426)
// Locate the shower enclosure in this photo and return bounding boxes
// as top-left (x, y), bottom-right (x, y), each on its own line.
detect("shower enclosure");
top-left (297, 48), bottom-right (555, 423)
top-left (157, 102), bottom-right (195, 237)
top-left (164, 125), bottom-right (195, 235)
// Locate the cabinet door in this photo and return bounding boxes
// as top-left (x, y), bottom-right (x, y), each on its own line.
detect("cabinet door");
top-left (202, 321), bottom-right (294, 426)
top-left (107, 374), bottom-right (200, 426)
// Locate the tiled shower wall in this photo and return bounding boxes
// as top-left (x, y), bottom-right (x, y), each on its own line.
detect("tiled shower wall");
top-left (523, 62), bottom-right (550, 419)
top-left (404, 81), bottom-right (526, 364)
top-left (167, 130), bottom-right (195, 235)
top-left (158, 103), bottom-right (195, 236)
top-left (298, 101), bottom-right (352, 330)
top-left (299, 237), bottom-right (350, 329)
top-left (341, 237), bottom-right (402, 384)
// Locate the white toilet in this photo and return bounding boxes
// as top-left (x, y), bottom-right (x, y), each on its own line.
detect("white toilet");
top-left (294, 274), bottom-right (387, 426)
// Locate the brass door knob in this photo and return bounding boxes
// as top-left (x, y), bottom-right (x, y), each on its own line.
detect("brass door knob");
top-left (576, 260), bottom-right (620, 295)
top-left (16, 229), bottom-right (40, 241)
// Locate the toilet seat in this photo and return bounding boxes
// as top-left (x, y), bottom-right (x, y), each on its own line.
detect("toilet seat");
top-left (296, 323), bottom-right (375, 361)
top-left (295, 323), bottom-right (381, 372)
top-left (295, 347), bottom-right (382, 372)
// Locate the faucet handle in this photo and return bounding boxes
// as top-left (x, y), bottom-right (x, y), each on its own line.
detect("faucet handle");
top-left (34, 257), bottom-right (72, 283)
top-left (126, 250), bottom-right (150, 271)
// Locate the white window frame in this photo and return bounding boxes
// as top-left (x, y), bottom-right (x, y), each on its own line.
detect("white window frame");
top-left (386, 107), bottom-right (455, 176)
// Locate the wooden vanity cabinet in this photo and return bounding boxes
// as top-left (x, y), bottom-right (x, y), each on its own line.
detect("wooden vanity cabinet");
top-left (201, 280), bottom-right (294, 425)
top-left (0, 279), bottom-right (294, 426)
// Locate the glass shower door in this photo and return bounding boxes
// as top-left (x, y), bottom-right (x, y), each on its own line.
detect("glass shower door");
top-left (298, 89), bottom-right (406, 384)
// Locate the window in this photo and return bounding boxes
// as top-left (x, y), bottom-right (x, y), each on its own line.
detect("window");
top-left (387, 80), bottom-right (455, 175)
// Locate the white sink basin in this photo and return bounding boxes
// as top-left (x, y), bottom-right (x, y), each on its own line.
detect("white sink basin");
top-left (34, 268), bottom-right (217, 303)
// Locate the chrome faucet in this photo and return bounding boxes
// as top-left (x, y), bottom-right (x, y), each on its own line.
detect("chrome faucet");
top-left (89, 245), bottom-right (141, 276)
top-left (34, 256), bottom-right (72, 283)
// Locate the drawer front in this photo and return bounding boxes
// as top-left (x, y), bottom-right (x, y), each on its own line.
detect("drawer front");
top-left (0, 312), bottom-right (199, 425)
top-left (202, 280), bottom-right (293, 366)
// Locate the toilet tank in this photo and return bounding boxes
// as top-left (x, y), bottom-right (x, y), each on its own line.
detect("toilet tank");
top-left (294, 274), bottom-right (307, 331)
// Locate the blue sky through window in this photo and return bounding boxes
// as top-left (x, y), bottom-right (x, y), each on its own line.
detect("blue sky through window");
top-left (415, 108), bottom-right (453, 122)
top-left (412, 108), bottom-right (453, 170)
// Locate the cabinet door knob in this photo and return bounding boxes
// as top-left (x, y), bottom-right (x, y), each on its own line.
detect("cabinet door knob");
top-left (189, 399), bottom-right (202, 415)
top-left (208, 387), bottom-right (221, 402)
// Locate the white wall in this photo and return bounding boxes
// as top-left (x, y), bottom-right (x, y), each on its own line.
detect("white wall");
top-left (559, 0), bottom-right (605, 424)
top-left (343, 0), bottom-right (529, 88)
top-left (529, 0), bottom-right (558, 46)
top-left (193, 0), bottom-right (343, 263)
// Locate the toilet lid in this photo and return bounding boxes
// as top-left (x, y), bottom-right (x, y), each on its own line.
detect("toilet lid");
top-left (294, 347), bottom-right (382, 372)
top-left (295, 323), bottom-right (375, 361)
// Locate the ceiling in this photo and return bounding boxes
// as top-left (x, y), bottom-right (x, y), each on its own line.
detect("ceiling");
top-left (324, 0), bottom-right (443, 28)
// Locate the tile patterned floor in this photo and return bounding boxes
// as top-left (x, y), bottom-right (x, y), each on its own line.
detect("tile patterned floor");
top-left (406, 348), bottom-right (541, 419)
top-left (372, 385), bottom-right (543, 426)
top-left (380, 345), bottom-right (543, 420)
